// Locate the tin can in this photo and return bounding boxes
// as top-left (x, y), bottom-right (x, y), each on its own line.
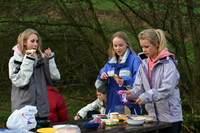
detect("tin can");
top-left (98, 121), bottom-right (105, 129)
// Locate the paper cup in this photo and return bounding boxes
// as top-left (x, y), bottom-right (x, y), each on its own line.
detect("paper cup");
top-left (110, 112), bottom-right (119, 120)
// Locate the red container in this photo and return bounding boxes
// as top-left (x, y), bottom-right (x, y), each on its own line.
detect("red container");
top-left (98, 121), bottom-right (105, 129)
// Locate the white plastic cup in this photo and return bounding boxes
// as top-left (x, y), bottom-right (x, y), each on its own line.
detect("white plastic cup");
top-left (110, 112), bottom-right (119, 120)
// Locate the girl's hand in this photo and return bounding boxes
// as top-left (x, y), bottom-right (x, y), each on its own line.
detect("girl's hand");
top-left (44, 47), bottom-right (52, 58)
top-left (135, 98), bottom-right (142, 104)
top-left (115, 77), bottom-right (124, 87)
top-left (121, 90), bottom-right (131, 99)
top-left (26, 49), bottom-right (36, 57)
top-left (100, 72), bottom-right (108, 80)
top-left (29, 51), bottom-right (35, 57)
top-left (74, 116), bottom-right (80, 120)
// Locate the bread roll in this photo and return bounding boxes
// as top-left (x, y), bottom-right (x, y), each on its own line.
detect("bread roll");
top-left (113, 74), bottom-right (122, 79)
top-left (26, 49), bottom-right (36, 54)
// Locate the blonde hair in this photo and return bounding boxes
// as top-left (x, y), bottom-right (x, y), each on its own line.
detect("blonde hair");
top-left (108, 31), bottom-right (135, 59)
top-left (138, 29), bottom-right (167, 53)
top-left (17, 29), bottom-right (43, 60)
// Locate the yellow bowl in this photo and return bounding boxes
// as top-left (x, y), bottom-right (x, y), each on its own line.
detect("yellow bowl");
top-left (37, 127), bottom-right (57, 133)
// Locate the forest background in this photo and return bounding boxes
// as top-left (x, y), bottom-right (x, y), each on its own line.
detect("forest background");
top-left (0, 0), bottom-right (199, 132)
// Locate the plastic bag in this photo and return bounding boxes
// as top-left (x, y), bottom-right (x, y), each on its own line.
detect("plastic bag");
top-left (6, 105), bottom-right (38, 130)
top-left (0, 129), bottom-right (34, 133)
top-left (53, 125), bottom-right (81, 133)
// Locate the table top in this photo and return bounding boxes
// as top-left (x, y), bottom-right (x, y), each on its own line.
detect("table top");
top-left (50, 119), bottom-right (172, 133)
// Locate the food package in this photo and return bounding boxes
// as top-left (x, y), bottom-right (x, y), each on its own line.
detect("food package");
top-left (116, 90), bottom-right (135, 104)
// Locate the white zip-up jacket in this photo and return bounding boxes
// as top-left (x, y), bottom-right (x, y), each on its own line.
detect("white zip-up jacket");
top-left (8, 44), bottom-right (60, 118)
top-left (77, 99), bottom-right (106, 119)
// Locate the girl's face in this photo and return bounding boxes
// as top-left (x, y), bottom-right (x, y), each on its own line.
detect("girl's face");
top-left (97, 91), bottom-right (106, 101)
top-left (140, 39), bottom-right (158, 60)
top-left (113, 37), bottom-right (128, 59)
top-left (24, 33), bottom-right (39, 50)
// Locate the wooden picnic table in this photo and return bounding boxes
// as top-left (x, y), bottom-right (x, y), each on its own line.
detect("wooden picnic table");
top-left (50, 118), bottom-right (172, 133)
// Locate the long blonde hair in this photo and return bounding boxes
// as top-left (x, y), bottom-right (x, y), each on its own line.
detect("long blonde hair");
top-left (138, 29), bottom-right (167, 53)
top-left (17, 29), bottom-right (43, 60)
top-left (108, 31), bottom-right (135, 59)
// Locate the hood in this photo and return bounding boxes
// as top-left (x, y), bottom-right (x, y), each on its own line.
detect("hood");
top-left (108, 48), bottom-right (130, 64)
top-left (47, 86), bottom-right (60, 93)
top-left (12, 44), bottom-right (22, 56)
top-left (152, 48), bottom-right (174, 63)
top-left (138, 49), bottom-right (178, 66)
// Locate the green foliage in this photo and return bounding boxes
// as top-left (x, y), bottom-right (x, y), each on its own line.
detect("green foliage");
top-left (181, 96), bottom-right (200, 132)
top-left (92, 0), bottom-right (116, 9)
top-left (182, 113), bottom-right (200, 133)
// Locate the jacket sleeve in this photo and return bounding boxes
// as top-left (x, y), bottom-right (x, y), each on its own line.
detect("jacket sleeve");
top-left (129, 65), bottom-right (146, 99)
top-left (123, 56), bottom-right (140, 90)
top-left (138, 61), bottom-right (179, 104)
top-left (43, 52), bottom-right (60, 85)
top-left (77, 99), bottom-right (99, 118)
top-left (95, 63), bottom-right (109, 89)
top-left (8, 55), bottom-right (35, 88)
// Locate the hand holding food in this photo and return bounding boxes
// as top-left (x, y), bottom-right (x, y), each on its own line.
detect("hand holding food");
top-left (26, 49), bottom-right (36, 57)
top-left (135, 98), bottom-right (142, 104)
top-left (113, 74), bottom-right (123, 87)
top-left (113, 74), bottom-right (122, 79)
top-left (26, 49), bottom-right (36, 54)
top-left (121, 90), bottom-right (132, 99)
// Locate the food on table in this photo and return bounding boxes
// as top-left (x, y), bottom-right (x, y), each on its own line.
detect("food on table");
top-left (98, 121), bottom-right (106, 129)
top-left (119, 114), bottom-right (127, 121)
top-left (98, 114), bottom-right (106, 117)
top-left (125, 106), bottom-right (131, 115)
top-left (132, 117), bottom-right (144, 120)
top-left (54, 127), bottom-right (80, 133)
top-left (103, 119), bottom-right (119, 126)
top-left (137, 115), bottom-right (156, 122)
top-left (145, 117), bottom-right (154, 121)
top-left (97, 114), bottom-right (108, 119)
top-left (110, 112), bottom-right (119, 120)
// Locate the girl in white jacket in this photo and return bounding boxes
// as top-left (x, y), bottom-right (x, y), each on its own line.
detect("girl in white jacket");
top-left (8, 29), bottom-right (60, 120)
